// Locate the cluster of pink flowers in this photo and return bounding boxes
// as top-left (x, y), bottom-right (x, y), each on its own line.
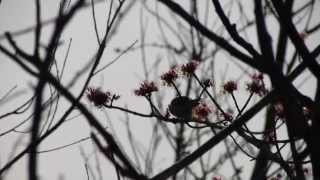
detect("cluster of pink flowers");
top-left (86, 87), bottom-right (120, 108)
top-left (181, 60), bottom-right (199, 76)
top-left (88, 61), bottom-right (272, 126)
top-left (222, 73), bottom-right (268, 96)
top-left (223, 80), bottom-right (238, 94)
top-left (160, 67), bottom-right (179, 86)
top-left (192, 102), bottom-right (212, 120)
top-left (160, 61), bottom-right (202, 86)
top-left (246, 73), bottom-right (268, 96)
top-left (134, 81), bottom-right (158, 97)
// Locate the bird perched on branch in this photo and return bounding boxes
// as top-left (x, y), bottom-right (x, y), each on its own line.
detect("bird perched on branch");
top-left (168, 96), bottom-right (200, 121)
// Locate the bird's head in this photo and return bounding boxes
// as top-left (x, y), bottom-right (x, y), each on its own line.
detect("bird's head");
top-left (168, 96), bottom-right (200, 118)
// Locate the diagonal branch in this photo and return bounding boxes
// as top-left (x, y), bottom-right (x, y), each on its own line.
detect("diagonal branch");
top-left (212, 0), bottom-right (260, 58)
top-left (157, 0), bottom-right (264, 72)
top-left (271, 0), bottom-right (320, 80)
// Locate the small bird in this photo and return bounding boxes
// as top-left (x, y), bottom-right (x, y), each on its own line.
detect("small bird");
top-left (168, 96), bottom-right (200, 120)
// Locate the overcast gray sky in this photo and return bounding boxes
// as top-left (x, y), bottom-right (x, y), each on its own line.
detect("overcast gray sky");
top-left (1, 0), bottom-right (319, 179)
